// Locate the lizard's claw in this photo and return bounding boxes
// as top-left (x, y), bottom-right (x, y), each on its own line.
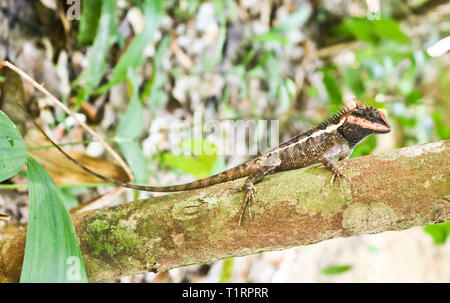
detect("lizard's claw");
top-left (330, 171), bottom-right (350, 193)
top-left (238, 185), bottom-right (256, 226)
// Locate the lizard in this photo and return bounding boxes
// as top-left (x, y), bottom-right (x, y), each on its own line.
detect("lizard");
top-left (32, 102), bottom-right (391, 225)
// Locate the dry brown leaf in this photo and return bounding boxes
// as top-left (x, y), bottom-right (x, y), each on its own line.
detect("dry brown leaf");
top-left (25, 128), bottom-right (129, 184)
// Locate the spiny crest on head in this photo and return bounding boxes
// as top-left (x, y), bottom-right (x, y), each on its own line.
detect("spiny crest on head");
top-left (318, 101), bottom-right (370, 128)
top-left (282, 101), bottom-right (371, 147)
top-left (327, 101), bottom-right (366, 123)
top-left (348, 98), bottom-right (365, 109)
top-left (302, 101), bottom-right (370, 136)
top-left (342, 101), bottom-right (373, 116)
top-left (315, 104), bottom-right (352, 130)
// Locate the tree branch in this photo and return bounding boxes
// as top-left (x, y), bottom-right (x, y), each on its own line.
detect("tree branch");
top-left (1, 140), bottom-right (449, 282)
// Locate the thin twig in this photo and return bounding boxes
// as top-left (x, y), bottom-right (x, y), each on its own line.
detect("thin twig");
top-left (0, 60), bottom-right (134, 182)
top-left (72, 187), bottom-right (126, 214)
top-left (0, 213), bottom-right (10, 222)
top-left (26, 137), bottom-right (116, 150)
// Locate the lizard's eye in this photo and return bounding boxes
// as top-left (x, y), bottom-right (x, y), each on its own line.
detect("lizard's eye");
top-left (368, 110), bottom-right (376, 119)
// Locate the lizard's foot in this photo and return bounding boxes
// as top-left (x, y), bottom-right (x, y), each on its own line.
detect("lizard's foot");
top-left (330, 170), bottom-right (350, 193)
top-left (238, 184), bottom-right (256, 226)
top-left (322, 159), bottom-right (351, 193)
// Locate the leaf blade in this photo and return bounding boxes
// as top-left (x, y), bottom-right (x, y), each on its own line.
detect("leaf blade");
top-left (0, 110), bottom-right (26, 182)
top-left (20, 156), bottom-right (88, 283)
top-left (75, 0), bottom-right (117, 102)
top-left (77, 0), bottom-right (103, 46)
top-left (219, 258), bottom-right (234, 283)
top-left (423, 221), bottom-right (450, 245)
top-left (322, 265), bottom-right (352, 275)
top-left (115, 69), bottom-right (148, 184)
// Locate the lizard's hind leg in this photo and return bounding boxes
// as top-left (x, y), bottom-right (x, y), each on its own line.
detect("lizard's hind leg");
top-left (238, 165), bottom-right (276, 225)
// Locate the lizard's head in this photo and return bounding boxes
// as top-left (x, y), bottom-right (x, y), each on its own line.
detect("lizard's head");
top-left (340, 103), bottom-right (391, 145)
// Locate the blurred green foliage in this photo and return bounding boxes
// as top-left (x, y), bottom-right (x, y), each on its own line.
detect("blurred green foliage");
top-left (161, 139), bottom-right (224, 178)
top-left (76, 0), bottom-right (102, 46)
top-left (74, 0), bottom-right (117, 105)
top-left (97, 0), bottom-right (163, 94)
top-left (142, 35), bottom-right (171, 111)
top-left (115, 69), bottom-right (148, 186)
top-left (423, 222), bottom-right (450, 245)
top-left (337, 18), bottom-right (409, 45)
top-left (322, 264), bottom-right (353, 275)
top-left (219, 258), bottom-right (235, 283)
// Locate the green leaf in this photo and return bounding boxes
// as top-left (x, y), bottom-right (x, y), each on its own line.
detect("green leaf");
top-left (322, 68), bottom-right (343, 106)
top-left (337, 18), bottom-right (378, 44)
top-left (204, 0), bottom-right (227, 69)
top-left (162, 139), bottom-right (219, 179)
top-left (398, 64), bottom-right (418, 95)
top-left (116, 70), bottom-right (147, 184)
top-left (97, 0), bottom-right (163, 94)
top-left (432, 112), bottom-right (450, 140)
top-left (77, 0), bottom-right (102, 46)
top-left (219, 258), bottom-right (234, 283)
top-left (59, 188), bottom-right (80, 210)
top-left (438, 60), bottom-right (449, 103)
top-left (343, 68), bottom-right (365, 97)
top-left (20, 156), bottom-right (87, 282)
top-left (405, 89), bottom-right (422, 105)
top-left (424, 221), bottom-right (450, 245)
top-left (250, 32), bottom-right (289, 45)
top-left (397, 116), bottom-right (417, 128)
top-left (75, 0), bottom-right (117, 103)
top-left (351, 133), bottom-right (377, 157)
top-left (0, 110), bottom-right (26, 182)
top-left (247, 6), bottom-right (311, 46)
top-left (337, 18), bottom-right (409, 45)
top-left (116, 70), bottom-right (144, 140)
top-left (373, 19), bottom-right (409, 44)
top-left (118, 142), bottom-right (148, 184)
top-left (307, 85), bottom-right (319, 98)
top-left (142, 35), bottom-right (171, 111)
top-left (171, 0), bottom-right (201, 20)
top-left (273, 5), bottom-right (311, 33)
top-left (322, 265), bottom-right (352, 275)
top-left (210, 154), bottom-right (226, 175)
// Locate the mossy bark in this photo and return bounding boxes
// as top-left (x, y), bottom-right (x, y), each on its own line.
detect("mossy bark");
top-left (1, 140), bottom-right (449, 282)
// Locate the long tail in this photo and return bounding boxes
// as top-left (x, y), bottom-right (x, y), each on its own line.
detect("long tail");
top-left (32, 121), bottom-right (253, 192)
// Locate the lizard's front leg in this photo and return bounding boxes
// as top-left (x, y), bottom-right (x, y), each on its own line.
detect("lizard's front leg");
top-left (320, 157), bottom-right (350, 193)
top-left (238, 165), bottom-right (276, 226)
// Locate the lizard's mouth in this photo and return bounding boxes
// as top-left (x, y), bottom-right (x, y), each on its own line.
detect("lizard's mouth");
top-left (375, 110), bottom-right (391, 133)
top-left (360, 119), bottom-right (391, 133)
top-left (378, 125), bottom-right (391, 133)
top-left (348, 116), bottom-right (392, 133)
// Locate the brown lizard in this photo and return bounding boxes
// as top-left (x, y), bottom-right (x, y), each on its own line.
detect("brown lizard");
top-left (33, 102), bottom-right (391, 225)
